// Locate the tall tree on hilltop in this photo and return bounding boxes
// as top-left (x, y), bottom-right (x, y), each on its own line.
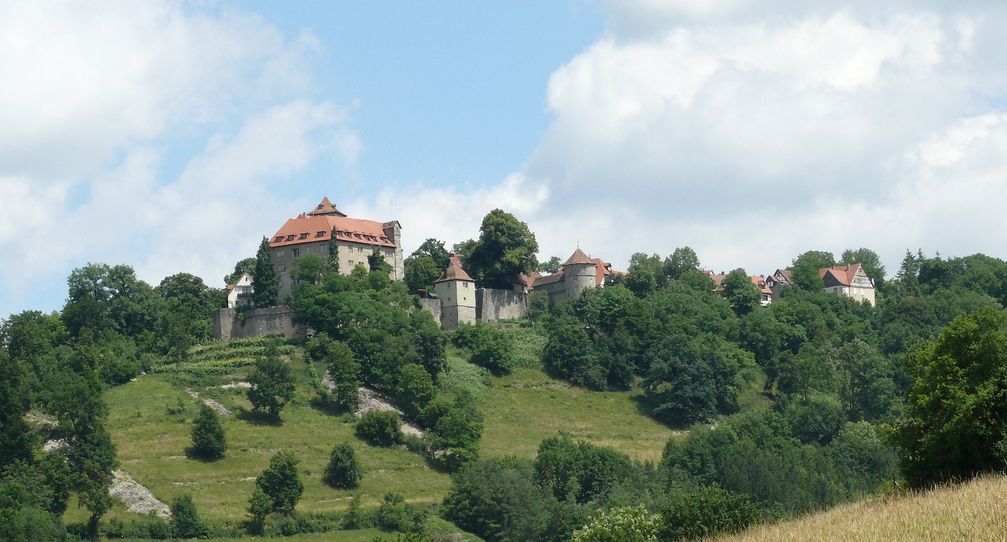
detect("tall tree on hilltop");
top-left (722, 268), bottom-right (760, 316)
top-left (253, 237), bottom-right (279, 307)
top-left (665, 246), bottom-right (701, 280)
top-left (412, 238), bottom-right (451, 269)
top-left (464, 210), bottom-right (539, 289)
top-left (840, 248), bottom-right (886, 286)
top-left (791, 250), bottom-right (836, 291)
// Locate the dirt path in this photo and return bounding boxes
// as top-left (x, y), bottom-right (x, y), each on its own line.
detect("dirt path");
top-left (110, 469), bottom-right (171, 518)
top-left (322, 374), bottom-right (424, 437)
top-left (185, 388), bottom-right (232, 416)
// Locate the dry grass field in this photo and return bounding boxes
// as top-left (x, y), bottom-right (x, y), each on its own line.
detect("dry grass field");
top-left (711, 475), bottom-right (1007, 542)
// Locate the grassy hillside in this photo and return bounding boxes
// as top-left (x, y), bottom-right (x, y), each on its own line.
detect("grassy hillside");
top-left (710, 475), bottom-right (1007, 542)
top-left (88, 330), bottom-right (684, 531)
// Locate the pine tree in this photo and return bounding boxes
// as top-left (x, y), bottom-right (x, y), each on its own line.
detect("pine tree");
top-left (190, 404), bottom-right (226, 459)
top-left (253, 237), bottom-right (279, 307)
top-left (170, 494), bottom-right (207, 539)
top-left (323, 442), bottom-right (363, 489)
top-left (326, 227), bottom-right (341, 276)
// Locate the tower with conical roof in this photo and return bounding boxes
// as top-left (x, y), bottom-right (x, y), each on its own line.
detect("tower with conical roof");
top-left (434, 254), bottom-right (477, 330)
top-left (560, 248), bottom-right (598, 303)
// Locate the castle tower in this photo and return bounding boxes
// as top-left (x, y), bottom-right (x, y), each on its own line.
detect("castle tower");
top-left (434, 254), bottom-right (476, 330)
top-left (561, 248), bottom-right (598, 302)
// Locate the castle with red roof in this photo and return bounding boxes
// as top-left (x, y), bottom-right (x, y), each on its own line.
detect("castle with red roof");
top-left (267, 197), bottom-right (403, 296)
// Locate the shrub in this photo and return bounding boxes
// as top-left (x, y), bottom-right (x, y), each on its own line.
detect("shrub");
top-left (376, 492), bottom-right (426, 533)
top-left (247, 486), bottom-right (272, 534)
top-left (355, 411), bottom-right (403, 446)
top-left (169, 494), bottom-right (207, 539)
top-left (247, 342), bottom-right (295, 418)
top-left (460, 323), bottom-right (517, 376)
top-left (395, 363), bottom-right (435, 418)
top-left (571, 505), bottom-right (659, 542)
top-left (190, 404), bottom-right (226, 459)
top-left (255, 451), bottom-right (303, 514)
top-left (323, 442), bottom-right (362, 489)
top-left (341, 494), bottom-right (366, 529)
top-left (655, 486), bottom-right (760, 541)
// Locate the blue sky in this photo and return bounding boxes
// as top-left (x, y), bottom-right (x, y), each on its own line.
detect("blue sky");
top-left (3, 0), bottom-right (1007, 318)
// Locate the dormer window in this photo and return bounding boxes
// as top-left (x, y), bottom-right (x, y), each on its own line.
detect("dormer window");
top-left (299, 233), bottom-right (308, 240)
top-left (316, 231), bottom-right (325, 237)
top-left (286, 235), bottom-right (296, 242)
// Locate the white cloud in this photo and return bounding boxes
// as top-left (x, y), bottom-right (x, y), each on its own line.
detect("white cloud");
top-left (496, 3), bottom-right (1007, 276)
top-left (0, 1), bottom-right (357, 313)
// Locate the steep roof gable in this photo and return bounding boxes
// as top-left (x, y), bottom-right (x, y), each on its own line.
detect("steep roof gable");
top-left (435, 254), bottom-right (475, 283)
top-left (564, 248), bottom-right (594, 266)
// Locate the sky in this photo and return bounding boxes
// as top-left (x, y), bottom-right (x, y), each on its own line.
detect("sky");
top-left (3, 0), bottom-right (1007, 317)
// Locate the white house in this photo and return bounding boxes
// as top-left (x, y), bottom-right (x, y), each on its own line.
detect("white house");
top-left (225, 272), bottom-right (254, 308)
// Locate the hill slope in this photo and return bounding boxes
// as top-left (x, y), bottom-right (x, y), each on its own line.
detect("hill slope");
top-left (711, 475), bottom-right (1007, 542)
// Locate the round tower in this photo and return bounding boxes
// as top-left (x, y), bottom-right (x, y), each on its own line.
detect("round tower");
top-left (561, 248), bottom-right (598, 301)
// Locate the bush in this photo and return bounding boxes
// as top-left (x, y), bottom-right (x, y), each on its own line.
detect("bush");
top-left (169, 494), bottom-right (207, 539)
top-left (656, 486), bottom-right (760, 541)
top-left (355, 411), bottom-right (403, 446)
top-left (247, 486), bottom-right (272, 535)
top-left (471, 332), bottom-right (516, 377)
top-left (323, 442), bottom-right (362, 489)
top-left (376, 492), bottom-right (426, 533)
top-left (255, 451), bottom-right (303, 514)
top-left (247, 342), bottom-right (295, 418)
top-left (395, 363), bottom-right (435, 418)
top-left (571, 505), bottom-right (659, 542)
top-left (341, 494), bottom-right (367, 529)
top-left (190, 404), bottom-right (226, 459)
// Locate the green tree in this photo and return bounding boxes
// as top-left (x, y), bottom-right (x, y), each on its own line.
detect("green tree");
top-left (790, 250), bottom-right (836, 291)
top-left (324, 339), bottom-right (361, 413)
top-left (664, 246), bottom-right (701, 280)
top-left (469, 324), bottom-right (517, 376)
top-left (0, 350), bottom-right (35, 469)
top-left (292, 253), bottom-right (324, 286)
top-left (721, 268), bottom-right (760, 316)
top-left (170, 494), bottom-right (207, 539)
top-left (539, 256), bottom-right (562, 274)
top-left (412, 238), bottom-right (451, 269)
top-left (464, 210), bottom-right (539, 288)
top-left (326, 228), bottom-right (341, 275)
top-left (395, 363), bottom-right (435, 418)
top-left (355, 411), bottom-right (403, 447)
top-left (323, 442), bottom-right (363, 489)
top-left (247, 342), bottom-right (295, 418)
top-left (256, 451), bottom-right (303, 514)
top-left (840, 247), bottom-right (886, 286)
top-left (404, 254), bottom-right (441, 294)
top-left (368, 248), bottom-right (392, 276)
top-left (253, 237), bottom-right (279, 307)
top-left (247, 486), bottom-right (273, 534)
top-left (625, 253), bottom-right (663, 297)
top-left (543, 314), bottom-right (604, 389)
top-left (897, 307), bottom-right (1007, 486)
top-left (190, 404), bottom-right (226, 460)
top-left (224, 257), bottom-right (256, 286)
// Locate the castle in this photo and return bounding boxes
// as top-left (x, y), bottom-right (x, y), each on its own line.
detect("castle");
top-left (431, 248), bottom-right (611, 330)
top-left (267, 197), bottom-right (403, 297)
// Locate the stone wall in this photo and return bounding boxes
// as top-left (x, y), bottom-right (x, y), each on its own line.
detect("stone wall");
top-left (418, 298), bottom-right (441, 327)
top-left (213, 306), bottom-right (306, 341)
top-left (477, 288), bottom-right (528, 322)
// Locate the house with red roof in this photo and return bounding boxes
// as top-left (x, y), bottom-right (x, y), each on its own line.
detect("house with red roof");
top-left (268, 197), bottom-right (402, 297)
top-left (751, 275), bottom-right (773, 307)
top-left (820, 263), bottom-right (876, 306)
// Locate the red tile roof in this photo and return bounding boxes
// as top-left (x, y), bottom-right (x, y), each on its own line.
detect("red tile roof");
top-left (435, 254), bottom-right (474, 283)
top-left (307, 196), bottom-right (347, 217)
top-left (592, 258), bottom-right (611, 287)
top-left (269, 198), bottom-right (395, 249)
top-left (750, 275), bottom-right (773, 295)
top-left (819, 263), bottom-right (866, 287)
top-left (565, 248), bottom-right (594, 266)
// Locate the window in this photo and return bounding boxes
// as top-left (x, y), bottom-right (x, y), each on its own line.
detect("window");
top-left (279, 265), bottom-right (286, 272)
top-left (299, 233), bottom-right (308, 240)
top-left (292, 248), bottom-right (300, 258)
top-left (316, 231), bottom-right (325, 237)
top-left (285, 234), bottom-right (295, 241)
top-left (463, 282), bottom-right (469, 288)
top-left (276, 250), bottom-right (284, 257)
